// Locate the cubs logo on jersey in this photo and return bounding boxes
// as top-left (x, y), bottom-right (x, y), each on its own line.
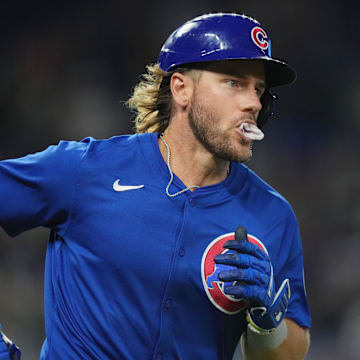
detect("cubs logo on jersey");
top-left (201, 232), bottom-right (267, 314)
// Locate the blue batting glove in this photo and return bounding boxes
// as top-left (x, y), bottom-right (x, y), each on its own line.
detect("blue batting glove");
top-left (214, 228), bottom-right (291, 332)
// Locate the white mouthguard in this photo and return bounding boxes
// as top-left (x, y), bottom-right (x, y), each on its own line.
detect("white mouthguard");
top-left (240, 123), bottom-right (264, 141)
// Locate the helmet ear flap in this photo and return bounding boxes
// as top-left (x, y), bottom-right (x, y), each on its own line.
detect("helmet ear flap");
top-left (257, 90), bottom-right (276, 129)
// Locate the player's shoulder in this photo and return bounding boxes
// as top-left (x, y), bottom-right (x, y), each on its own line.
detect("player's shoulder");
top-left (52, 133), bottom-right (148, 158)
top-left (77, 132), bottom-right (149, 152)
top-left (244, 165), bottom-right (285, 197)
top-left (240, 163), bottom-right (294, 214)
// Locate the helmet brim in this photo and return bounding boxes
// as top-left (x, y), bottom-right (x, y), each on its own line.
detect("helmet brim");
top-left (168, 57), bottom-right (297, 88)
top-left (262, 57), bottom-right (297, 87)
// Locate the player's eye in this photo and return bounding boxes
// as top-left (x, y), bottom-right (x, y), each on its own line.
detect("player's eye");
top-left (255, 88), bottom-right (262, 97)
top-left (226, 79), bottom-right (239, 88)
top-left (255, 87), bottom-right (265, 98)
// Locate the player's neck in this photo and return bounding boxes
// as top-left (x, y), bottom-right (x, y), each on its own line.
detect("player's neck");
top-left (158, 125), bottom-right (230, 189)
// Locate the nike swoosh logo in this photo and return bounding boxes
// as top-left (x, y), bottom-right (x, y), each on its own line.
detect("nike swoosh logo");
top-left (113, 179), bottom-right (144, 192)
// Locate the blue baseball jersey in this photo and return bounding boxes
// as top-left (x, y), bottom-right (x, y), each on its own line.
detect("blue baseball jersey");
top-left (0, 133), bottom-right (311, 359)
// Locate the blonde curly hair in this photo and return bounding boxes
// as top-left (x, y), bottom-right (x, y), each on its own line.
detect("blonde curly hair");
top-left (126, 63), bottom-right (201, 133)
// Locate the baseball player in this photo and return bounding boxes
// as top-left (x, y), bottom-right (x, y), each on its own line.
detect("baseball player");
top-left (0, 13), bottom-right (311, 359)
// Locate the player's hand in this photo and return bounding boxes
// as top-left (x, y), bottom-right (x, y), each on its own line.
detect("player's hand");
top-left (214, 226), bottom-right (290, 332)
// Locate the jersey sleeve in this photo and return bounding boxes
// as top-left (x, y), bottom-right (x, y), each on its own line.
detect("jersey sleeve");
top-left (274, 206), bottom-right (312, 329)
top-left (0, 140), bottom-right (88, 237)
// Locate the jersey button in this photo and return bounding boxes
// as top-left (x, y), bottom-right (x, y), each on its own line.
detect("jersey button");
top-left (189, 198), bottom-right (196, 207)
top-left (164, 298), bottom-right (173, 309)
top-left (178, 248), bottom-right (185, 257)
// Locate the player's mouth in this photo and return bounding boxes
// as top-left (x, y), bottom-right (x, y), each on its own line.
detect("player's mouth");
top-left (238, 122), bottom-right (264, 141)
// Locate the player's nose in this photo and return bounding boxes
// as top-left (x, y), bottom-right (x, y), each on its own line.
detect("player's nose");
top-left (237, 89), bottom-right (262, 116)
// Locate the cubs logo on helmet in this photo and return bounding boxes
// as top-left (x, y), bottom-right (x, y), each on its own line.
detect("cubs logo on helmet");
top-left (201, 232), bottom-right (267, 314)
top-left (251, 26), bottom-right (269, 51)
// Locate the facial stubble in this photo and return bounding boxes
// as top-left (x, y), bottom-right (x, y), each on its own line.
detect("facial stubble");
top-left (188, 94), bottom-right (253, 163)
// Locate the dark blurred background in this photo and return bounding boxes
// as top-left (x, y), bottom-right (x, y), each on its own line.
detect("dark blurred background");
top-left (0, 1), bottom-right (359, 359)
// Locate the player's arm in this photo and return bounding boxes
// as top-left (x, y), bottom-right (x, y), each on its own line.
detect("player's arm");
top-left (0, 140), bottom-right (87, 236)
top-left (0, 141), bottom-right (86, 359)
top-left (241, 318), bottom-right (310, 360)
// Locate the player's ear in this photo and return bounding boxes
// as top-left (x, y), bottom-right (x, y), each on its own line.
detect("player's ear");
top-left (170, 72), bottom-right (194, 107)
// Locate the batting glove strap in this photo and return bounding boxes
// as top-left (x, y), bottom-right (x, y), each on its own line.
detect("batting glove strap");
top-left (246, 278), bottom-right (291, 333)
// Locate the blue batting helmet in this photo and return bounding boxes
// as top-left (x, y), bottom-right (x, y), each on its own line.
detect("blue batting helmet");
top-left (158, 13), bottom-right (296, 88)
top-left (158, 13), bottom-right (296, 127)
